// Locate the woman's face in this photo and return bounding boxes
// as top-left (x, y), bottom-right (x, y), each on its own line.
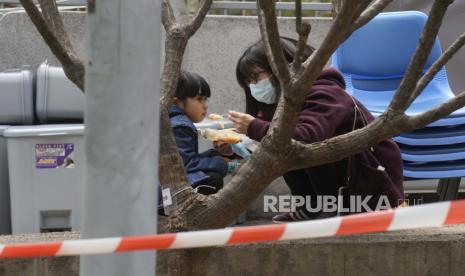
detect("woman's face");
top-left (245, 66), bottom-right (279, 87)
top-left (245, 66), bottom-right (271, 85)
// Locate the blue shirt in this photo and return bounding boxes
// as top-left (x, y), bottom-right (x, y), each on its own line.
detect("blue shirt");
top-left (169, 106), bottom-right (228, 186)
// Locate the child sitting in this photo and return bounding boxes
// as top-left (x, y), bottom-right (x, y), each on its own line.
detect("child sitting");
top-left (168, 71), bottom-right (236, 195)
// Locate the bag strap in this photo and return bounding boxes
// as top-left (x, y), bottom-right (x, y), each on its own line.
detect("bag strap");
top-left (345, 96), bottom-right (371, 187)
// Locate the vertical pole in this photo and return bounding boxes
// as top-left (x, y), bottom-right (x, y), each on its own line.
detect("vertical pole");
top-left (80, 0), bottom-right (161, 275)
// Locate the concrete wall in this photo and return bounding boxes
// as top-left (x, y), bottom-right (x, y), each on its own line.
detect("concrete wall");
top-left (0, 13), bottom-right (331, 114)
top-left (2, 225), bottom-right (465, 275)
top-left (0, 12), bottom-right (332, 220)
top-left (0, 12), bottom-right (86, 72)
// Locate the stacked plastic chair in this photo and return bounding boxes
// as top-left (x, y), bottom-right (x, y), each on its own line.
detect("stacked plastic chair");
top-left (332, 11), bottom-right (465, 200)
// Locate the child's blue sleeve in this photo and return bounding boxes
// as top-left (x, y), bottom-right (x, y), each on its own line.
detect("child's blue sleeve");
top-left (173, 127), bottom-right (228, 177)
top-left (198, 148), bottom-right (217, 158)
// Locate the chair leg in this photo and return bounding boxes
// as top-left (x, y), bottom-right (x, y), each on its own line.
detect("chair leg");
top-left (437, 178), bottom-right (461, 201)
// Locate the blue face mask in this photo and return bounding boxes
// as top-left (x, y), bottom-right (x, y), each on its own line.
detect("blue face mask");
top-left (249, 78), bottom-right (280, 104)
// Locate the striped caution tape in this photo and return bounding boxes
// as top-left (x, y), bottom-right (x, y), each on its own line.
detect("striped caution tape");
top-left (1, 199), bottom-right (465, 259)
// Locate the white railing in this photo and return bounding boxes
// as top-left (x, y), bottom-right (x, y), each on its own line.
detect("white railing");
top-left (211, 1), bottom-right (331, 11)
top-left (0, 0), bottom-right (86, 5)
top-left (0, 1), bottom-right (332, 16)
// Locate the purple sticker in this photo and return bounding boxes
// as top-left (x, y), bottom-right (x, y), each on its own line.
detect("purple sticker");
top-left (35, 143), bottom-right (75, 169)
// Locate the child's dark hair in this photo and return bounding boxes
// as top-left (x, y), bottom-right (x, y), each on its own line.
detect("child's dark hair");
top-left (235, 37), bottom-right (314, 119)
top-left (175, 71), bottom-right (211, 100)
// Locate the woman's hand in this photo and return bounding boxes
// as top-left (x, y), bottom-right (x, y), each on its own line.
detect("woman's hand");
top-left (228, 111), bottom-right (255, 134)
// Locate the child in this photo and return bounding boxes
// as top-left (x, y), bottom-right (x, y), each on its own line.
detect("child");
top-left (169, 71), bottom-right (236, 195)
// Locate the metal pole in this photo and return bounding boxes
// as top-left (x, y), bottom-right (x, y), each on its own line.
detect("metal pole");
top-left (80, 0), bottom-right (161, 275)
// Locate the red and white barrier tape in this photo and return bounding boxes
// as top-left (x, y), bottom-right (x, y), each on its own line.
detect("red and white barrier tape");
top-left (1, 200), bottom-right (465, 259)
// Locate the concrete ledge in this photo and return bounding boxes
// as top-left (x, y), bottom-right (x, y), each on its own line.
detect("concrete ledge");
top-left (1, 224), bottom-right (465, 275)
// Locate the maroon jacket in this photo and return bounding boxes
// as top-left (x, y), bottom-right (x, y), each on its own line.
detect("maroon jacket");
top-left (247, 68), bottom-right (404, 209)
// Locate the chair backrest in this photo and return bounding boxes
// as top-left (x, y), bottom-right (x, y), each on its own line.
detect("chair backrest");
top-left (332, 11), bottom-right (442, 80)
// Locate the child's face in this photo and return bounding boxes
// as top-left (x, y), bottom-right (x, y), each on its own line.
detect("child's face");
top-left (176, 95), bottom-right (209, 123)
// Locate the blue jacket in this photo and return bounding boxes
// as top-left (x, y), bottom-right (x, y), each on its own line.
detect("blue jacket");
top-left (169, 106), bottom-right (228, 187)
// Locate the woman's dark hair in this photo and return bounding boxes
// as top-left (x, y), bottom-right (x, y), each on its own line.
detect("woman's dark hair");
top-left (236, 37), bottom-right (314, 119)
top-left (175, 71), bottom-right (211, 100)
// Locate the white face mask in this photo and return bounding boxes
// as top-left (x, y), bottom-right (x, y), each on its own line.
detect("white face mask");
top-left (249, 78), bottom-right (280, 104)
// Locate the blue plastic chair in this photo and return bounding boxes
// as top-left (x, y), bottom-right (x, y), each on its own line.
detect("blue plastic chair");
top-left (403, 160), bottom-right (465, 179)
top-left (394, 124), bottom-right (465, 146)
top-left (400, 143), bottom-right (465, 162)
top-left (332, 11), bottom-right (465, 199)
top-left (332, 11), bottom-right (465, 127)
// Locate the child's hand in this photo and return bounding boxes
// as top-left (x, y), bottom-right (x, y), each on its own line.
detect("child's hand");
top-left (228, 160), bottom-right (239, 175)
top-left (228, 111), bottom-right (255, 134)
top-left (213, 141), bottom-right (234, 157)
top-left (228, 161), bottom-right (244, 175)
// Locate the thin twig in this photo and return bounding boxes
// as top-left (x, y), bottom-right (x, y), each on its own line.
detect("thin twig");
top-left (292, 0), bottom-right (311, 72)
top-left (406, 31), bottom-right (465, 107)
top-left (20, 0), bottom-right (84, 90)
top-left (184, 0), bottom-right (213, 38)
top-left (257, 0), bottom-right (291, 86)
top-left (407, 89), bottom-right (465, 128)
top-left (387, 0), bottom-right (454, 114)
top-left (352, 0), bottom-right (395, 32)
top-left (38, 0), bottom-right (74, 51)
top-left (162, 0), bottom-right (176, 30)
top-left (331, 0), bottom-right (343, 19)
top-left (295, 0), bottom-right (371, 94)
top-left (295, 0), bottom-right (302, 33)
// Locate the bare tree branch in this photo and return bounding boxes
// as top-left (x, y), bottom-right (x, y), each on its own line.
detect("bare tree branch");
top-left (257, 0), bottom-right (291, 86)
top-left (184, 0), bottom-right (213, 38)
top-left (293, 24), bottom-right (311, 73)
top-left (20, 0), bottom-right (84, 91)
top-left (173, 138), bottom-right (293, 229)
top-left (296, 0), bottom-right (371, 95)
top-left (158, 0), bottom-right (465, 236)
top-left (407, 89), bottom-right (465, 131)
top-left (202, 84), bottom-right (465, 229)
top-left (158, 0), bottom-right (218, 212)
top-left (185, 1), bottom-right (376, 228)
top-left (406, 31), bottom-right (465, 107)
top-left (162, 0), bottom-right (176, 30)
top-left (292, 0), bottom-right (311, 73)
top-left (160, 34), bottom-right (188, 109)
top-left (351, 0), bottom-right (395, 32)
top-left (387, 0), bottom-right (454, 114)
top-left (295, 0), bottom-right (302, 31)
top-left (161, 0), bottom-right (465, 266)
top-left (288, 0), bottom-right (456, 172)
top-left (236, 1), bottom-right (371, 161)
top-left (291, 82), bottom-right (465, 173)
top-left (157, 30), bottom-right (192, 203)
top-left (288, 115), bottom-right (405, 171)
top-left (38, 0), bottom-right (74, 50)
top-left (158, 110), bottom-right (196, 205)
top-left (331, 0), bottom-right (343, 19)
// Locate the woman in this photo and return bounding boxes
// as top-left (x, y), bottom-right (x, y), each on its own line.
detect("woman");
top-left (229, 37), bottom-right (404, 223)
